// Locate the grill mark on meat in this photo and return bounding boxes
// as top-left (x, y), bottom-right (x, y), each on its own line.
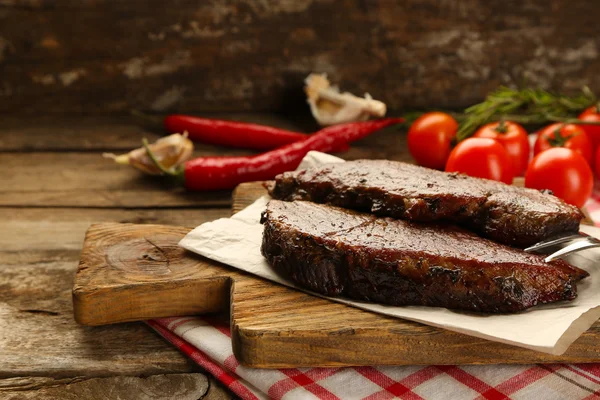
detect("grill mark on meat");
top-left (268, 160), bottom-right (583, 248)
top-left (260, 200), bottom-right (588, 313)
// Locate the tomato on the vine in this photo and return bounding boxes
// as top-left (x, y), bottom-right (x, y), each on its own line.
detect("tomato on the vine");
top-left (533, 123), bottom-right (593, 165)
top-left (579, 106), bottom-right (600, 151)
top-left (525, 148), bottom-right (593, 208)
top-left (473, 120), bottom-right (530, 176)
top-left (408, 112), bottom-right (458, 169)
top-left (445, 137), bottom-right (513, 184)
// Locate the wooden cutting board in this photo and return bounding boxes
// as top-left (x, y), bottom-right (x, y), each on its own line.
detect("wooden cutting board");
top-left (73, 182), bottom-right (600, 368)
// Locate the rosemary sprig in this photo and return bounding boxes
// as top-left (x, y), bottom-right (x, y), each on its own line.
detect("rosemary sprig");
top-left (456, 86), bottom-right (598, 141)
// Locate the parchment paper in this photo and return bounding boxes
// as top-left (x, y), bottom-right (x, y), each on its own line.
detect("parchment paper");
top-left (179, 151), bottom-right (600, 355)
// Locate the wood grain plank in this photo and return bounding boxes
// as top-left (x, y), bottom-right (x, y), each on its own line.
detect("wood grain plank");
top-left (0, 374), bottom-right (209, 400)
top-left (0, 113), bottom-right (314, 152)
top-left (0, 116), bottom-right (153, 152)
top-left (2, 0), bottom-right (600, 114)
top-left (0, 207), bottom-right (228, 253)
top-left (0, 252), bottom-right (199, 377)
top-left (0, 152), bottom-right (235, 208)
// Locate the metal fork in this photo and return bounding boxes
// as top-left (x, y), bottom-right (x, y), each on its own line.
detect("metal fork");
top-left (525, 233), bottom-right (600, 262)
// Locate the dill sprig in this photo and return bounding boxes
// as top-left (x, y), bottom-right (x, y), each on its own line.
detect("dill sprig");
top-left (456, 86), bottom-right (598, 141)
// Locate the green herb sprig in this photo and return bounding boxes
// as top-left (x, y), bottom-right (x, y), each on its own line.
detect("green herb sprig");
top-left (456, 86), bottom-right (598, 141)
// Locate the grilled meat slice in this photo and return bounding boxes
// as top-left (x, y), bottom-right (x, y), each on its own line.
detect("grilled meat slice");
top-left (260, 200), bottom-right (588, 313)
top-left (267, 160), bottom-right (583, 248)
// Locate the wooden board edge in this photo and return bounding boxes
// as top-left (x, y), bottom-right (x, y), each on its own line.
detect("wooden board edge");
top-left (230, 323), bottom-right (600, 368)
top-left (72, 222), bottom-right (232, 326)
top-left (72, 277), bottom-right (231, 326)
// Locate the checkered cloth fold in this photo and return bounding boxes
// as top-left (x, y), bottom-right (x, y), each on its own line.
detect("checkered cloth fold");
top-left (147, 191), bottom-right (600, 400)
top-left (147, 316), bottom-right (600, 400)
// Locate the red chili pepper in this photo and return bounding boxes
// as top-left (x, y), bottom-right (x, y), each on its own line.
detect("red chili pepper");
top-left (181, 118), bottom-right (403, 191)
top-left (164, 115), bottom-right (309, 150)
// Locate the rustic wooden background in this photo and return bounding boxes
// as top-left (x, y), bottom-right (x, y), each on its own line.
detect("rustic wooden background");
top-left (2, 1), bottom-right (600, 398)
top-left (1, 0), bottom-right (600, 116)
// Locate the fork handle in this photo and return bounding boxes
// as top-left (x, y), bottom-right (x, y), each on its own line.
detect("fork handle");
top-left (545, 238), bottom-right (600, 262)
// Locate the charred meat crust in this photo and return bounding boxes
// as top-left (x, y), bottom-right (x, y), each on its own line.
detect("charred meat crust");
top-left (268, 160), bottom-right (583, 248)
top-left (260, 200), bottom-right (588, 313)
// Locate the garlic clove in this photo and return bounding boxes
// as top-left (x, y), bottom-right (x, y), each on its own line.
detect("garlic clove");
top-left (305, 73), bottom-right (387, 126)
top-left (104, 133), bottom-right (194, 175)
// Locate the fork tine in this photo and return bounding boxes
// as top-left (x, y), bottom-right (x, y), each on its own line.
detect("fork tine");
top-left (544, 238), bottom-right (600, 262)
top-left (524, 234), bottom-right (586, 252)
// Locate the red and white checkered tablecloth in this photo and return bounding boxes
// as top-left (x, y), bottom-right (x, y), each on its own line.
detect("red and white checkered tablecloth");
top-left (147, 316), bottom-right (600, 400)
top-left (585, 191), bottom-right (600, 226)
top-left (146, 190), bottom-right (600, 400)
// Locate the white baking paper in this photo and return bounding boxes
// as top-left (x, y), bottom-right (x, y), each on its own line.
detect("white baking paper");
top-left (180, 151), bottom-right (600, 355)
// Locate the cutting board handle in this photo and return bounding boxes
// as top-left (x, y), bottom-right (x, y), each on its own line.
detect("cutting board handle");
top-left (73, 223), bottom-right (232, 326)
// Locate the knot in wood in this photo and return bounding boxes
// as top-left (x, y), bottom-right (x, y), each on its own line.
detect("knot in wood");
top-left (106, 236), bottom-right (181, 276)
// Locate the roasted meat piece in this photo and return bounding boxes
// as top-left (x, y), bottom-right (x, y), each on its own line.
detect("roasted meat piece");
top-left (268, 160), bottom-right (583, 248)
top-left (260, 200), bottom-right (588, 313)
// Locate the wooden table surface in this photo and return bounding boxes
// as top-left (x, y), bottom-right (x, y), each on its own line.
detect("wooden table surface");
top-left (0, 113), bottom-right (410, 399)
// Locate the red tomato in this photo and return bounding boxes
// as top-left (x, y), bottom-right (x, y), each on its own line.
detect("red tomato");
top-left (533, 123), bottom-right (593, 165)
top-left (525, 148), bottom-right (593, 208)
top-left (579, 106), bottom-right (600, 151)
top-left (408, 112), bottom-right (458, 169)
top-left (445, 138), bottom-right (513, 184)
top-left (473, 121), bottom-right (530, 176)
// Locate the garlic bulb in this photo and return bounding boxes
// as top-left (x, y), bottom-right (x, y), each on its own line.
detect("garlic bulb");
top-left (305, 73), bottom-right (387, 126)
